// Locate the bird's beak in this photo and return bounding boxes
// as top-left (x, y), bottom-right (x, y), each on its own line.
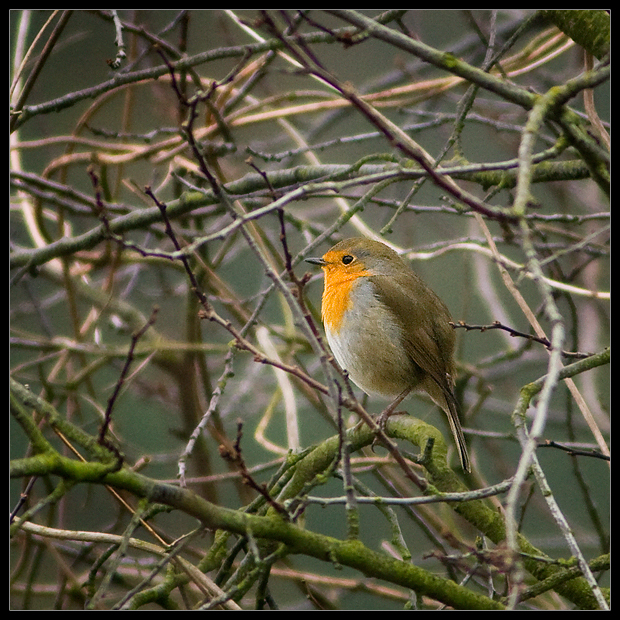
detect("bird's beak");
top-left (305, 257), bottom-right (326, 266)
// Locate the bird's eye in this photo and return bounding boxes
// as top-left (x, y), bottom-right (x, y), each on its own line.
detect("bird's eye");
top-left (342, 255), bottom-right (354, 265)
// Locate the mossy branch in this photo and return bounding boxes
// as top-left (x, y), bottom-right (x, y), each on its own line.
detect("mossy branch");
top-left (11, 357), bottom-right (609, 610)
top-left (539, 10), bottom-right (610, 60)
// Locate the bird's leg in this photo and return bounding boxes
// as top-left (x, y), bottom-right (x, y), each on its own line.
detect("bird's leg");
top-left (369, 388), bottom-right (412, 451)
top-left (377, 387), bottom-right (412, 431)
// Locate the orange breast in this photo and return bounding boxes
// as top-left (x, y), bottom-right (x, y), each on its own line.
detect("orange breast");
top-left (321, 269), bottom-right (369, 332)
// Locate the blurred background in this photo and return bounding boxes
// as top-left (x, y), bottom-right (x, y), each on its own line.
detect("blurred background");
top-left (10, 10), bottom-right (609, 610)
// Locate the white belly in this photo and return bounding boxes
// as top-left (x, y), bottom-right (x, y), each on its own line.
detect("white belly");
top-left (324, 283), bottom-right (418, 399)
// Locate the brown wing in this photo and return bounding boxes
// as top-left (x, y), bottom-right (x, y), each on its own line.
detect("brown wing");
top-left (369, 273), bottom-right (455, 387)
top-left (370, 273), bottom-right (470, 471)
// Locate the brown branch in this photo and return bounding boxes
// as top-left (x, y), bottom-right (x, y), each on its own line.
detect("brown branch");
top-left (219, 420), bottom-right (289, 517)
top-left (98, 307), bottom-right (159, 445)
top-left (257, 12), bottom-right (516, 223)
top-left (450, 320), bottom-right (593, 359)
top-left (539, 439), bottom-right (610, 461)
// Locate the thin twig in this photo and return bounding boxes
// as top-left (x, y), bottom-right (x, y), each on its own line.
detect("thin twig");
top-left (450, 320), bottom-right (593, 359)
top-left (98, 306), bottom-right (159, 445)
top-left (219, 420), bottom-right (289, 517)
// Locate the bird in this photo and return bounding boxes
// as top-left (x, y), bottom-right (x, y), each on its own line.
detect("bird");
top-left (306, 237), bottom-right (470, 472)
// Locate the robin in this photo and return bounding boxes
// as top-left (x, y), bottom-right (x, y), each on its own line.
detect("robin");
top-left (306, 237), bottom-right (470, 472)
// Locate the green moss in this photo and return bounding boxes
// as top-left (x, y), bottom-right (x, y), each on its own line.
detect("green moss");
top-left (539, 10), bottom-right (610, 60)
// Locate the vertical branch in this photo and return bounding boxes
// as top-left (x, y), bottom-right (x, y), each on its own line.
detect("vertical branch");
top-left (10, 10), bottom-right (74, 132)
top-left (335, 384), bottom-right (359, 541)
top-left (98, 307), bottom-right (159, 445)
top-left (106, 10), bottom-right (127, 69)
